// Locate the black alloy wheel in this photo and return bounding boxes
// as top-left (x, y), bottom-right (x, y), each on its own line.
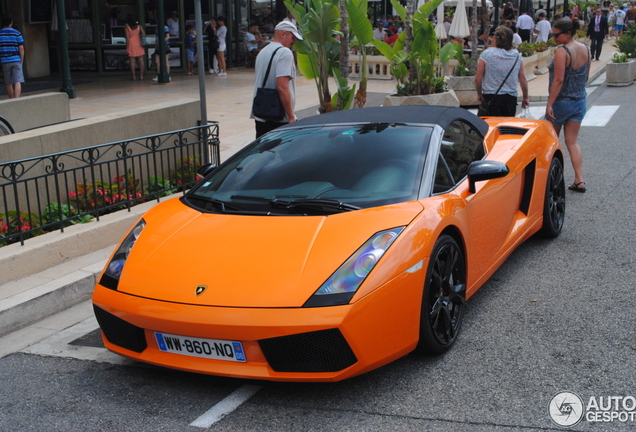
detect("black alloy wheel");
top-left (539, 157), bottom-right (565, 238)
top-left (415, 234), bottom-right (466, 354)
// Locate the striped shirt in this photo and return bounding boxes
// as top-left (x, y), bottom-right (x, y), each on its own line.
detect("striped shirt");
top-left (0, 27), bottom-right (24, 64)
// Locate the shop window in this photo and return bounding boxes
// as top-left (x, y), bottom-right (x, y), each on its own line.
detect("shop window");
top-left (65, 0), bottom-right (93, 43)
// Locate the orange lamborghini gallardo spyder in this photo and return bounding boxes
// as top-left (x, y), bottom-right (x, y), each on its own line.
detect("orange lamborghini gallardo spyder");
top-left (93, 106), bottom-right (565, 382)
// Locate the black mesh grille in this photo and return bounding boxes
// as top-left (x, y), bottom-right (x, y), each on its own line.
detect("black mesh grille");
top-left (259, 329), bottom-right (357, 373)
top-left (498, 126), bottom-right (529, 136)
top-left (93, 305), bottom-right (147, 353)
top-left (520, 159), bottom-right (536, 215)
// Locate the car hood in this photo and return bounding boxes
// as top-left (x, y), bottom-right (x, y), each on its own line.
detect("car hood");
top-left (117, 197), bottom-right (423, 308)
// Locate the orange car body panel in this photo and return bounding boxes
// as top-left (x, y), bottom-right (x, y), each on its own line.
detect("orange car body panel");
top-left (92, 117), bottom-right (562, 382)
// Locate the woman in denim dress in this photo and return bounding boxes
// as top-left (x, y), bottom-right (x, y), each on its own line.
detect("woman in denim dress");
top-left (546, 18), bottom-right (591, 193)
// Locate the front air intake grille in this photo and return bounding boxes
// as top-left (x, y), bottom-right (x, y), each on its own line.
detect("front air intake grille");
top-left (93, 305), bottom-right (147, 353)
top-left (259, 329), bottom-right (357, 373)
top-left (498, 126), bottom-right (529, 136)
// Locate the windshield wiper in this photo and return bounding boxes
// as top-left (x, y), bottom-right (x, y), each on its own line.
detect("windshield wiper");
top-left (230, 195), bottom-right (361, 214)
top-left (186, 194), bottom-right (245, 212)
top-left (282, 199), bottom-right (361, 213)
top-left (230, 195), bottom-right (272, 202)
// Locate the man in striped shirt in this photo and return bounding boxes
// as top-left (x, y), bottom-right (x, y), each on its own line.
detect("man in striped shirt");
top-left (0, 15), bottom-right (25, 99)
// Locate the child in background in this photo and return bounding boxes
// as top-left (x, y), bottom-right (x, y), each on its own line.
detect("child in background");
top-left (185, 24), bottom-right (196, 75)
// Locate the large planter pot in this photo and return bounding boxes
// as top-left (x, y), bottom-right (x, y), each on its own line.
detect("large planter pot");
top-left (535, 50), bottom-right (550, 75)
top-left (383, 90), bottom-right (460, 107)
top-left (605, 60), bottom-right (635, 86)
top-left (522, 54), bottom-right (537, 81)
top-left (445, 76), bottom-right (479, 106)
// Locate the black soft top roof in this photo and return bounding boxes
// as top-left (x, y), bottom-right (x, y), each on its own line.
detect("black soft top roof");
top-left (282, 105), bottom-right (489, 137)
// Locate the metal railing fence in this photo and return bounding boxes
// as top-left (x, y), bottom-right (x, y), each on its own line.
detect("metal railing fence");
top-left (1, 123), bottom-right (219, 246)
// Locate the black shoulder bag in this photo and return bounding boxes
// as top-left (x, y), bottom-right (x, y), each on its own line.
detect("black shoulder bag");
top-left (478, 55), bottom-right (519, 116)
top-left (252, 47), bottom-right (286, 122)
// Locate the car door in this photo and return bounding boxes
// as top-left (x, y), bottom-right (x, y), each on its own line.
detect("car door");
top-left (434, 119), bottom-right (522, 286)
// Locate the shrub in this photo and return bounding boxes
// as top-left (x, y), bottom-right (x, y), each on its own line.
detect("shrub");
top-left (614, 35), bottom-right (636, 58)
top-left (612, 52), bottom-right (629, 63)
top-left (517, 42), bottom-right (536, 57)
top-left (575, 29), bottom-right (587, 40)
top-left (171, 155), bottom-right (201, 187)
top-left (69, 171), bottom-right (148, 214)
top-left (453, 56), bottom-right (474, 77)
top-left (0, 211), bottom-right (44, 245)
top-left (147, 176), bottom-right (177, 197)
top-left (41, 203), bottom-right (94, 226)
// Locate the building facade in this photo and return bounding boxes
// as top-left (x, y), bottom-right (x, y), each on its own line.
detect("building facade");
top-left (2, 0), bottom-right (289, 78)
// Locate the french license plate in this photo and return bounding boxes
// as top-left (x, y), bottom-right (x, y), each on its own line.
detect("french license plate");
top-left (154, 332), bottom-right (246, 362)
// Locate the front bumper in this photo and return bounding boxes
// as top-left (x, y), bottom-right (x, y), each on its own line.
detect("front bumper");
top-left (92, 269), bottom-right (424, 382)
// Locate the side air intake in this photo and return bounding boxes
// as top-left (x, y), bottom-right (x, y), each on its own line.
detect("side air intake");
top-left (497, 126), bottom-right (529, 136)
top-left (519, 160), bottom-right (536, 215)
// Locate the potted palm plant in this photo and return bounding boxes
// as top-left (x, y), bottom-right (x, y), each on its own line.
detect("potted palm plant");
top-left (285, 0), bottom-right (357, 113)
top-left (372, 0), bottom-right (463, 106)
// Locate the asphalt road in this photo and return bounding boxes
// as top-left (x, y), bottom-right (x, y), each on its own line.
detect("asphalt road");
top-left (0, 82), bottom-right (634, 432)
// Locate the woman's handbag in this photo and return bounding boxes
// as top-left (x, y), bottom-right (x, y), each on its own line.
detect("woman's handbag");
top-left (252, 47), bottom-right (285, 122)
top-left (477, 56), bottom-right (519, 116)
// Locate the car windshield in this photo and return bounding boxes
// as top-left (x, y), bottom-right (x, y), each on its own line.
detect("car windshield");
top-left (186, 123), bottom-right (432, 215)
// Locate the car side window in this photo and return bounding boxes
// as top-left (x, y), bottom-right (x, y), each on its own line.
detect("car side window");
top-left (439, 120), bottom-right (485, 183)
top-left (433, 154), bottom-right (455, 194)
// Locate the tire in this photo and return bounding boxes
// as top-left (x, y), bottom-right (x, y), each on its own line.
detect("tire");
top-left (415, 234), bottom-right (466, 354)
top-left (539, 157), bottom-right (565, 238)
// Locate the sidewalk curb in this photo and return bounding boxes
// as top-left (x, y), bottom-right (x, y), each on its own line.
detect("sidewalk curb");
top-left (0, 265), bottom-right (102, 338)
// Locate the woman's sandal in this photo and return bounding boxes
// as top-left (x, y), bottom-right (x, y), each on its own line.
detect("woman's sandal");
top-left (568, 182), bottom-right (586, 193)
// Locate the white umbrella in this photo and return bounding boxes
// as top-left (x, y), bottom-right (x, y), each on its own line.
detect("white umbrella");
top-left (434, 2), bottom-right (447, 76)
top-left (434, 2), bottom-right (447, 40)
top-left (444, 0), bottom-right (492, 7)
top-left (448, 0), bottom-right (470, 38)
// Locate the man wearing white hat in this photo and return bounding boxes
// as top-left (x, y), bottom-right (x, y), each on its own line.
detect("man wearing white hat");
top-left (251, 20), bottom-right (303, 138)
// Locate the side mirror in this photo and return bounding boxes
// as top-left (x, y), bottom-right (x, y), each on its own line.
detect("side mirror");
top-left (196, 163), bottom-right (218, 180)
top-left (467, 160), bottom-right (509, 193)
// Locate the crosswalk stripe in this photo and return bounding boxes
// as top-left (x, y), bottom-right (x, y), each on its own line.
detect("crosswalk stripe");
top-left (581, 105), bottom-right (619, 127)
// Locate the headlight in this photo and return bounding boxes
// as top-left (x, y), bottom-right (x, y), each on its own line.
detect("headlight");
top-left (303, 227), bottom-right (405, 307)
top-left (99, 219), bottom-right (146, 290)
